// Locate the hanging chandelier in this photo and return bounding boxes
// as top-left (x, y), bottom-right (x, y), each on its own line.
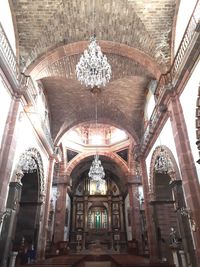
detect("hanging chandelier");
top-left (75, 0), bottom-right (111, 88)
top-left (88, 154), bottom-right (105, 181)
top-left (76, 35), bottom-right (111, 88)
top-left (88, 93), bottom-right (105, 181)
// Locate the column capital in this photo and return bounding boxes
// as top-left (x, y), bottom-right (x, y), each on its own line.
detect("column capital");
top-left (53, 175), bottom-right (71, 186)
top-left (126, 175), bottom-right (142, 185)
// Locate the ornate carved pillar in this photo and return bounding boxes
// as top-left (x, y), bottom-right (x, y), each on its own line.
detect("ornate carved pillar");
top-left (0, 98), bottom-right (21, 212)
top-left (108, 195), bottom-right (112, 232)
top-left (37, 157), bottom-right (55, 260)
top-left (140, 158), bottom-right (158, 263)
top-left (168, 95), bottom-right (200, 264)
top-left (119, 196), bottom-right (125, 232)
top-left (72, 197), bottom-right (76, 232)
top-left (84, 195), bottom-right (88, 232)
top-left (83, 195), bottom-right (88, 250)
top-left (0, 176), bottom-right (23, 267)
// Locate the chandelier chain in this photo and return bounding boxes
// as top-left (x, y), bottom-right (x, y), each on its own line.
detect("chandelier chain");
top-left (92, 0), bottom-right (95, 36)
top-left (76, 0), bottom-right (111, 89)
top-left (88, 93), bottom-right (105, 181)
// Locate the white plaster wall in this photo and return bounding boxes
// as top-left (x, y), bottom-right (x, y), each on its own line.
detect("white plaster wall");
top-left (10, 108), bottom-right (51, 246)
top-left (11, 106), bottom-right (50, 183)
top-left (51, 186), bottom-right (58, 207)
top-left (0, 0), bottom-right (16, 54)
top-left (0, 77), bottom-right (12, 147)
top-left (125, 194), bottom-right (132, 241)
top-left (174, 0), bottom-right (197, 55)
top-left (146, 119), bottom-right (180, 183)
top-left (180, 61), bottom-right (200, 180)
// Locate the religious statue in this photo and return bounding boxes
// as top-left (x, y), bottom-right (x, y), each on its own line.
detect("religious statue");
top-left (169, 227), bottom-right (179, 247)
top-left (169, 227), bottom-right (177, 243)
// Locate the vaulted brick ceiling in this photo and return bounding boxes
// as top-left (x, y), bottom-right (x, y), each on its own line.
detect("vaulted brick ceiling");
top-left (11, 0), bottom-right (177, 143)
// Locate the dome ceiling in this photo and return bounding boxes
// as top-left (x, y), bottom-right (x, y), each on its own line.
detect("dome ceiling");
top-left (63, 123), bottom-right (128, 148)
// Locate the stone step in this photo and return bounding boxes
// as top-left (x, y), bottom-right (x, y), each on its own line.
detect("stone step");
top-left (84, 261), bottom-right (112, 267)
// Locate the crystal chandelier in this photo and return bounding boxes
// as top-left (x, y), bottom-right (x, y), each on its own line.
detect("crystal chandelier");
top-left (18, 151), bottom-right (37, 173)
top-left (88, 154), bottom-right (105, 180)
top-left (88, 95), bottom-right (105, 181)
top-left (76, 0), bottom-right (111, 89)
top-left (76, 36), bottom-right (111, 88)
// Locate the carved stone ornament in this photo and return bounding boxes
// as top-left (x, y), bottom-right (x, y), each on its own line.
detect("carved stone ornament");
top-left (17, 148), bottom-right (45, 194)
top-left (149, 146), bottom-right (176, 193)
top-left (154, 147), bottom-right (174, 174)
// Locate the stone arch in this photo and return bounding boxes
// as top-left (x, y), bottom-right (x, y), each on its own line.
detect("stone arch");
top-left (16, 147), bottom-right (45, 195)
top-left (26, 41), bottom-right (162, 80)
top-left (54, 118), bottom-right (138, 147)
top-left (66, 151), bottom-right (130, 181)
top-left (149, 145), bottom-right (181, 195)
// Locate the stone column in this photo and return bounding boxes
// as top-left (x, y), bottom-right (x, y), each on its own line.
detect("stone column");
top-left (127, 178), bottom-right (142, 253)
top-left (140, 159), bottom-right (158, 263)
top-left (0, 98), bottom-right (21, 212)
top-left (54, 180), bottom-right (68, 243)
top-left (72, 197), bottom-right (76, 232)
top-left (0, 180), bottom-right (22, 267)
top-left (37, 157), bottom-right (55, 260)
top-left (168, 95), bottom-right (200, 264)
top-left (8, 251), bottom-right (18, 267)
top-left (171, 248), bottom-right (179, 267)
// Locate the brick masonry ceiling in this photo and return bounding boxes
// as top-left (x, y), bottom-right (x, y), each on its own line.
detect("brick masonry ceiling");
top-left (12, 0), bottom-right (176, 65)
top-left (10, 0), bottom-right (177, 143)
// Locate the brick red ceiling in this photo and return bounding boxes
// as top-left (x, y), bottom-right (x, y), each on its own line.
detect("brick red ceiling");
top-left (10, 0), bottom-right (177, 143)
top-left (11, 0), bottom-right (176, 66)
top-left (42, 75), bottom-right (149, 142)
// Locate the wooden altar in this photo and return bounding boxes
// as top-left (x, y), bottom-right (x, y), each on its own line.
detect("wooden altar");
top-left (69, 176), bottom-right (127, 253)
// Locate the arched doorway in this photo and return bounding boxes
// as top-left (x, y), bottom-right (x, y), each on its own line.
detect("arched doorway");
top-left (13, 171), bottom-right (41, 253)
top-left (12, 148), bottom-right (45, 264)
top-left (153, 171), bottom-right (179, 262)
